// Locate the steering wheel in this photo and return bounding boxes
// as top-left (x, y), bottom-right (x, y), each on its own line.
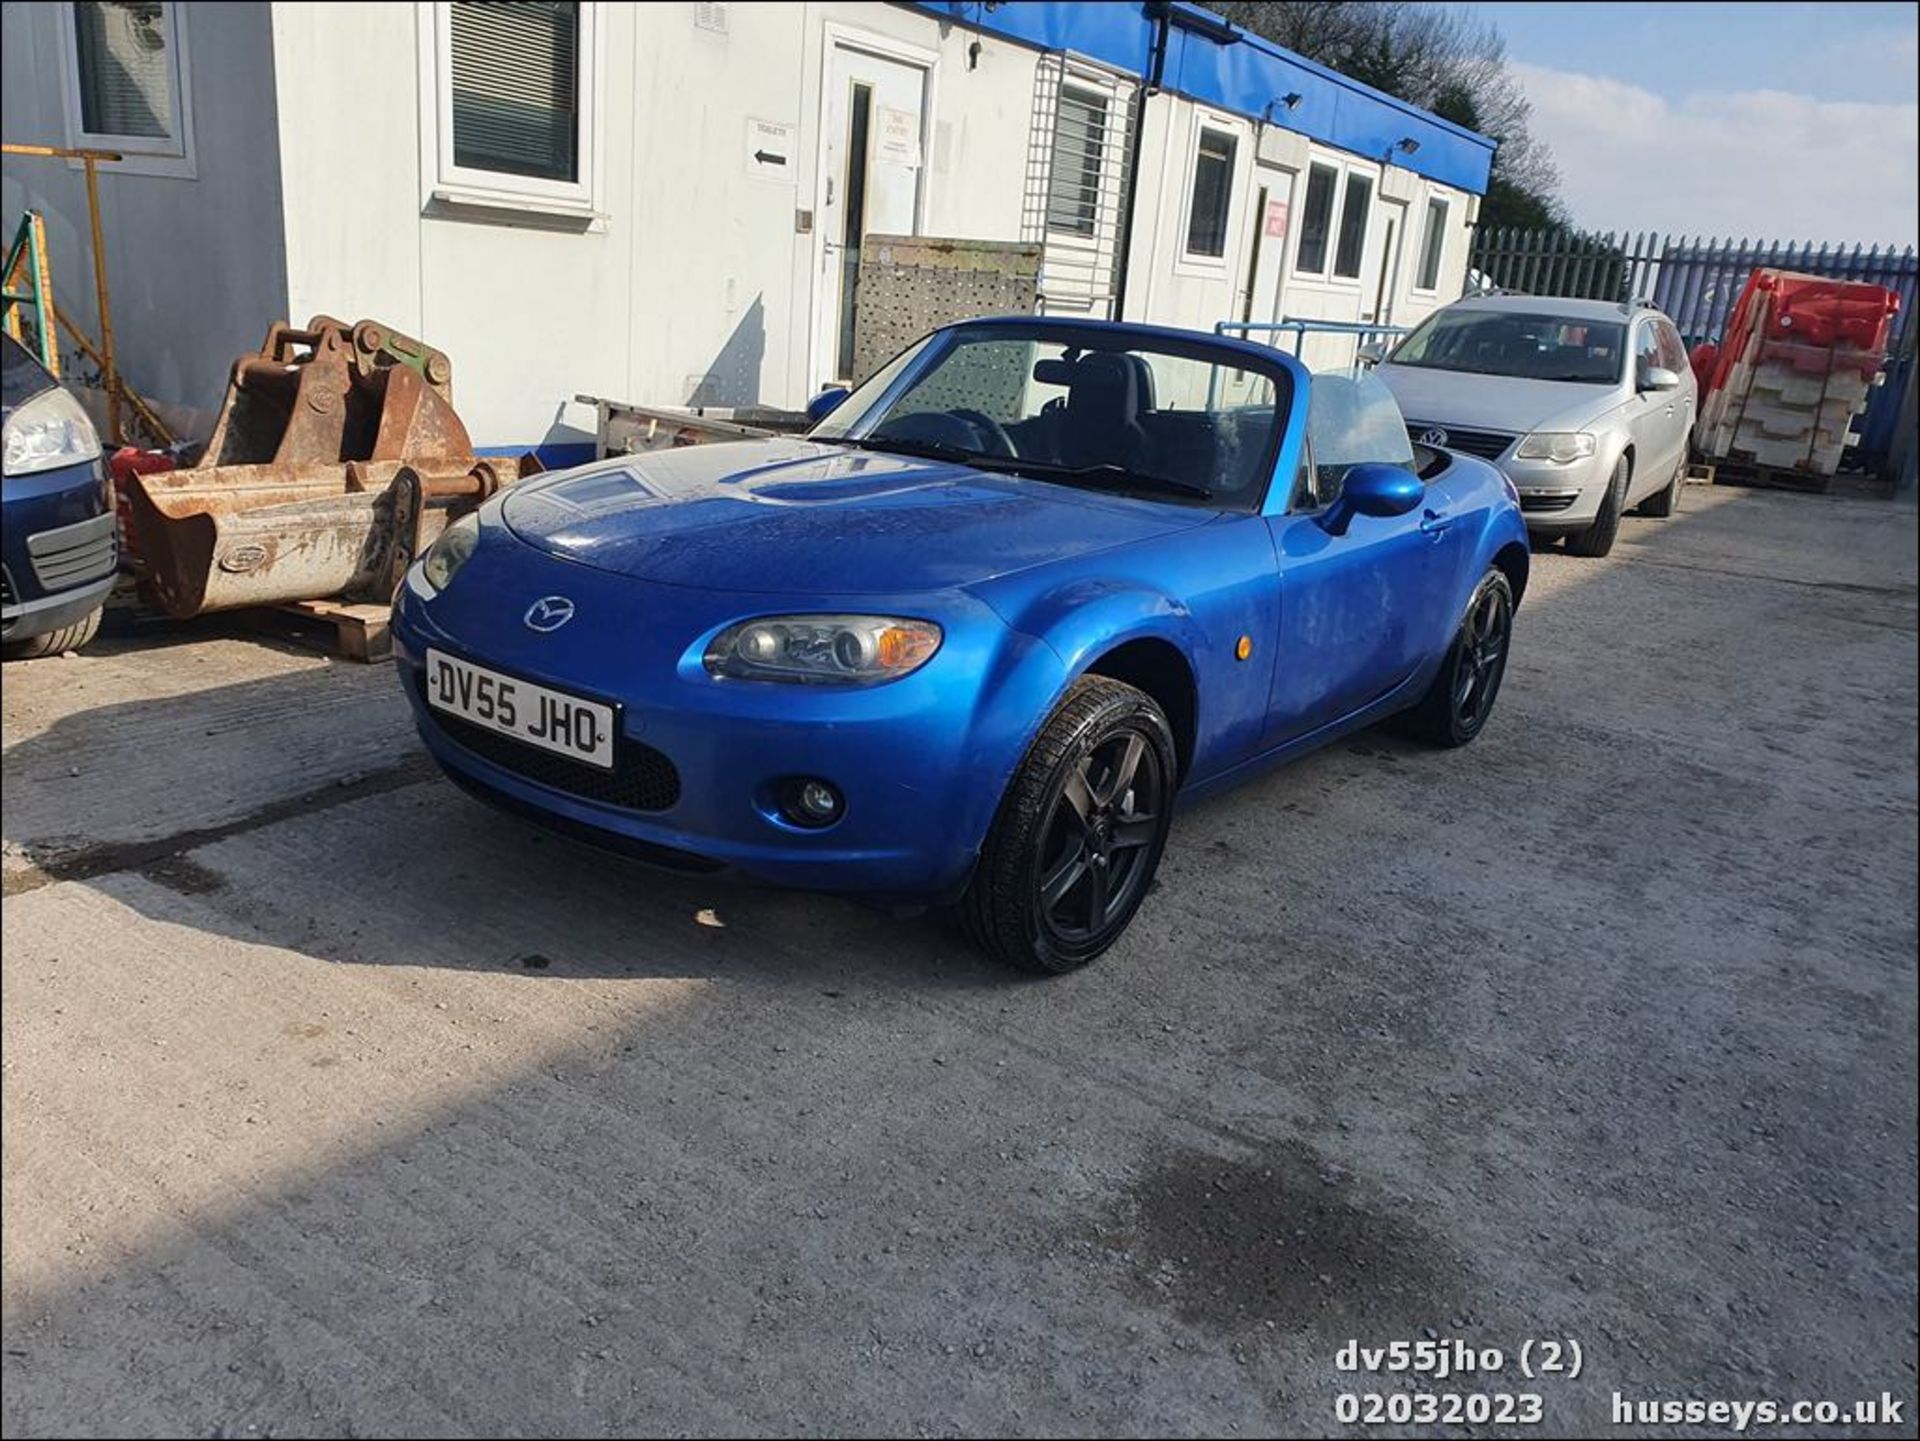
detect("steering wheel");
top-left (949, 409), bottom-right (1018, 459)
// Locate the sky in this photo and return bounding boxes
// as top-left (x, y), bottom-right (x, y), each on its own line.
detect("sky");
top-left (1476, 1), bottom-right (1919, 246)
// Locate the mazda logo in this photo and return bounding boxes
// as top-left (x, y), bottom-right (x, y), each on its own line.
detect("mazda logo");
top-left (523, 595), bottom-right (576, 632)
top-left (1418, 428), bottom-right (1449, 447)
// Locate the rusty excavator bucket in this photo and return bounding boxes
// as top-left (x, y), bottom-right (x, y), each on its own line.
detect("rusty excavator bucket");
top-left (126, 316), bottom-right (534, 618)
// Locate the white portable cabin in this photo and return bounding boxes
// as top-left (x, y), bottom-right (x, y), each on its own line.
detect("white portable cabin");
top-left (0, 1), bottom-right (1493, 457)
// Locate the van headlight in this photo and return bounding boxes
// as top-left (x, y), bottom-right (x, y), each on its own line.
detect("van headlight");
top-left (704, 615), bottom-right (942, 684)
top-left (1514, 432), bottom-right (1596, 463)
top-left (3, 386), bottom-right (101, 477)
top-left (418, 513), bottom-right (480, 593)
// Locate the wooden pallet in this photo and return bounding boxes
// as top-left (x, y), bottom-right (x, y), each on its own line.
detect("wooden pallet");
top-left (267, 599), bottom-right (393, 662)
top-left (1708, 457), bottom-right (1834, 495)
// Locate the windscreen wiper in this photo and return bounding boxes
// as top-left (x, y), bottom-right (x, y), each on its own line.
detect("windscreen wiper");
top-left (819, 434), bottom-right (981, 464)
top-left (979, 456), bottom-right (1216, 500)
top-left (823, 437), bottom-right (1215, 500)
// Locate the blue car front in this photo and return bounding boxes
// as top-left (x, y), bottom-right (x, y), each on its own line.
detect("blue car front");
top-left (389, 426), bottom-right (1213, 901)
top-left (2, 334), bottom-right (118, 655)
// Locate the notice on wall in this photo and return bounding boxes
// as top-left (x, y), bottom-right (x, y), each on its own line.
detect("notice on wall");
top-left (1265, 198), bottom-right (1290, 240)
top-left (876, 105), bottom-right (921, 167)
top-left (746, 118), bottom-right (795, 182)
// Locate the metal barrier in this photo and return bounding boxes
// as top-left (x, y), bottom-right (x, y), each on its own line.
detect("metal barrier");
top-left (1206, 318), bottom-right (1411, 406)
top-left (1214, 317), bottom-right (1410, 361)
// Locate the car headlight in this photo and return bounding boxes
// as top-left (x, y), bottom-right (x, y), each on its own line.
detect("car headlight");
top-left (1514, 431), bottom-right (1596, 463)
top-left (419, 513), bottom-right (480, 593)
top-left (704, 615), bottom-right (942, 684)
top-left (3, 386), bottom-right (101, 477)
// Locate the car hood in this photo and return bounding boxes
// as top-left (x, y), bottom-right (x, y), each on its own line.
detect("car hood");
top-left (499, 438), bottom-right (1212, 594)
top-left (1378, 364), bottom-right (1618, 434)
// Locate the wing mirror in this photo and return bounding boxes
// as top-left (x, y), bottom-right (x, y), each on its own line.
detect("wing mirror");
top-left (1318, 463), bottom-right (1426, 537)
top-left (805, 385), bottom-right (851, 424)
top-left (1355, 341), bottom-right (1387, 367)
top-left (1639, 366), bottom-right (1681, 393)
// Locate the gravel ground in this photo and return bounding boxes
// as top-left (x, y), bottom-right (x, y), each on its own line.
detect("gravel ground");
top-left (3, 483), bottom-right (1915, 1438)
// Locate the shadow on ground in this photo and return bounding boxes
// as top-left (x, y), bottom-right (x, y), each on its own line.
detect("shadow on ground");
top-left (2, 487), bottom-right (1915, 1435)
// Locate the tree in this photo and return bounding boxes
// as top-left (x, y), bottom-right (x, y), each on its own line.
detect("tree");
top-left (1209, 1), bottom-right (1562, 230)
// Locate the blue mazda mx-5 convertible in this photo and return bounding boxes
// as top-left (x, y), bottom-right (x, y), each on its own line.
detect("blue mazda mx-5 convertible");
top-left (392, 318), bottom-right (1528, 973)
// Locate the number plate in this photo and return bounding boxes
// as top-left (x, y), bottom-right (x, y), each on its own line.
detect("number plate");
top-left (424, 649), bottom-right (616, 770)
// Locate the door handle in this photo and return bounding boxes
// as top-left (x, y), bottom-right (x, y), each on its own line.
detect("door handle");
top-left (1420, 509), bottom-right (1454, 536)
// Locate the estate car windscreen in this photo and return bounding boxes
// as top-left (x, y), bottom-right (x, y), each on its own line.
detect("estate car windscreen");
top-left (1390, 310), bottom-right (1627, 384)
top-left (814, 324), bottom-right (1291, 512)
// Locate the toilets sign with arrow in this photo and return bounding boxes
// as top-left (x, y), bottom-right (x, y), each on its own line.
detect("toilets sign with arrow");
top-left (746, 118), bottom-right (796, 182)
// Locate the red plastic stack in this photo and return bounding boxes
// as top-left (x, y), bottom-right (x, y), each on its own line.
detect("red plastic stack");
top-left (1694, 269), bottom-right (1901, 478)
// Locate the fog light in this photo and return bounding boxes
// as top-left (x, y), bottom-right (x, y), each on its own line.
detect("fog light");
top-left (780, 778), bottom-right (843, 828)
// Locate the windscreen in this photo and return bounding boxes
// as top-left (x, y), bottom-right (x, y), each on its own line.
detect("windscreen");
top-left (1390, 310), bottom-right (1626, 384)
top-left (814, 325), bottom-right (1287, 511)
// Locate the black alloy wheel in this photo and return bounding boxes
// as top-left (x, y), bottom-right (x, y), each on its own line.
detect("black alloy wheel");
top-left (1036, 728), bottom-right (1166, 945)
top-left (1451, 577), bottom-right (1512, 734)
top-left (1395, 567), bottom-right (1516, 748)
top-left (959, 677), bottom-right (1178, 973)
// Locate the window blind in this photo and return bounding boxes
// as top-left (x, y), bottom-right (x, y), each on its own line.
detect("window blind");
top-left (1045, 87), bottom-right (1109, 238)
top-left (73, 1), bottom-right (172, 140)
top-left (450, 1), bottom-right (579, 183)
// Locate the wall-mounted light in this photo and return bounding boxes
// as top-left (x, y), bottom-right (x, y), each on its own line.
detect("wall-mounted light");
top-left (1282, 92), bottom-right (1303, 110)
top-left (1395, 136), bottom-right (1421, 155)
top-left (1262, 93), bottom-right (1304, 126)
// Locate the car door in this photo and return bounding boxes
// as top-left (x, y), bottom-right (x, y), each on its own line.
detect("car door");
top-left (1656, 318), bottom-right (1697, 471)
top-left (1627, 319), bottom-right (1678, 501)
top-left (1262, 376), bottom-right (1448, 744)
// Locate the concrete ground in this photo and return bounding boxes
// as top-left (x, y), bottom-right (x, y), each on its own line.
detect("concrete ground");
top-left (2, 483), bottom-right (1915, 1438)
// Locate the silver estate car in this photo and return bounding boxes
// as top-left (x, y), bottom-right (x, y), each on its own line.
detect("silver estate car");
top-left (1374, 296), bottom-right (1696, 557)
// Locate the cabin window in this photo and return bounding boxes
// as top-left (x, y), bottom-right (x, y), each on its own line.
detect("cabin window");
top-left (1184, 127), bottom-right (1237, 259)
top-left (63, 1), bottom-right (194, 176)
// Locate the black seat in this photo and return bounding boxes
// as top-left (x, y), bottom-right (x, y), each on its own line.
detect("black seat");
top-left (1056, 352), bottom-right (1154, 469)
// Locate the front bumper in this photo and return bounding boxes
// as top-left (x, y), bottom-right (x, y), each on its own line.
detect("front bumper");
top-left (391, 560), bottom-right (1061, 901)
top-left (1498, 452), bottom-right (1613, 534)
top-left (0, 570), bottom-right (114, 642)
top-left (1, 476), bottom-right (118, 641)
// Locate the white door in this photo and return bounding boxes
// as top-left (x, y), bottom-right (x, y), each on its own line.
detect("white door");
top-left (816, 44), bottom-right (928, 387)
top-left (1236, 164), bottom-right (1296, 342)
top-left (1366, 200), bottom-right (1407, 329)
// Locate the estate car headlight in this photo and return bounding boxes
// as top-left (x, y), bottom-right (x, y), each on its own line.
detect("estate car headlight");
top-left (419, 512), bottom-right (480, 593)
top-left (3, 386), bottom-right (101, 477)
top-left (704, 615), bottom-right (942, 684)
top-left (1514, 431), bottom-right (1597, 463)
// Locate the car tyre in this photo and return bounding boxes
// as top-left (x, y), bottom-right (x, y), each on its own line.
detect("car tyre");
top-left (1638, 457), bottom-right (1683, 518)
top-left (1, 604), bottom-right (103, 661)
top-left (1566, 456), bottom-right (1629, 557)
top-left (1394, 568), bottom-right (1514, 749)
top-left (959, 676), bottom-right (1177, 974)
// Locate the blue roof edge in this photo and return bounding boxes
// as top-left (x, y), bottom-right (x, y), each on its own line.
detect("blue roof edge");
top-left (902, 1), bottom-right (1495, 195)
